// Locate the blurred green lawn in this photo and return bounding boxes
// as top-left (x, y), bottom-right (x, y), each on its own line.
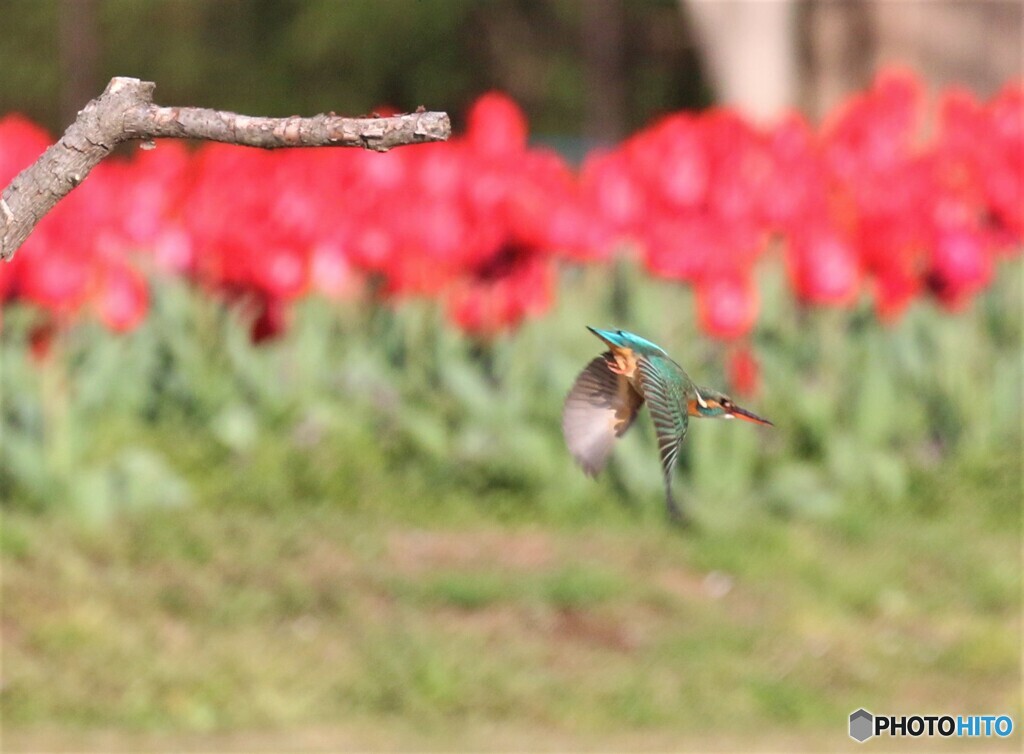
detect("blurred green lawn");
top-left (1, 263), bottom-right (1021, 750)
top-left (2, 456), bottom-right (1019, 749)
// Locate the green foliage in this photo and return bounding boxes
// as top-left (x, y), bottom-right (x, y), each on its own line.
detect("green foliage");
top-left (2, 477), bottom-right (1019, 743)
top-left (2, 262), bottom-right (1020, 525)
top-left (1, 262), bottom-right (1020, 745)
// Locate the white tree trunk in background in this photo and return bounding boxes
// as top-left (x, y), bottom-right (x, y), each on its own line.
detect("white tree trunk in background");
top-left (683, 0), bottom-right (798, 123)
top-left (684, 0), bottom-right (1023, 124)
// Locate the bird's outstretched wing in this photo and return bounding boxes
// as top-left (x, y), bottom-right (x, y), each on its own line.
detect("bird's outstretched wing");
top-left (637, 355), bottom-right (689, 521)
top-left (562, 353), bottom-right (644, 477)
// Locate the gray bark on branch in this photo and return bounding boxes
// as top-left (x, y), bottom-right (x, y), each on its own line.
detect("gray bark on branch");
top-left (0, 76), bottom-right (451, 261)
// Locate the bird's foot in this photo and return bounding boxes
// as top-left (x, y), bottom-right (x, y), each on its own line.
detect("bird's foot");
top-left (667, 509), bottom-right (696, 530)
top-left (666, 499), bottom-right (696, 531)
top-left (605, 358), bottom-right (626, 375)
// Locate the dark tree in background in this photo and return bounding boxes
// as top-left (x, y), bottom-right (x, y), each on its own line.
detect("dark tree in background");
top-left (57, 0), bottom-right (100, 125)
top-left (1, 0), bottom-right (711, 144)
top-left (5, 0), bottom-right (1020, 142)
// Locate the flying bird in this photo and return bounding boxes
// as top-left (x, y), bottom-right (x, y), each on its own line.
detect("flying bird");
top-left (562, 327), bottom-right (773, 524)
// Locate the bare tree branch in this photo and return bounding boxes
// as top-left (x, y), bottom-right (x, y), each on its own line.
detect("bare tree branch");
top-left (1, 76), bottom-right (451, 261)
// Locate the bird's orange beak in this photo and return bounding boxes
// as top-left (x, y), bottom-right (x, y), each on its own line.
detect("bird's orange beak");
top-left (729, 404), bottom-right (774, 426)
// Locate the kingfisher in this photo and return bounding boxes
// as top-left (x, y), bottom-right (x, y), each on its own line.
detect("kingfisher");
top-left (562, 327), bottom-right (773, 524)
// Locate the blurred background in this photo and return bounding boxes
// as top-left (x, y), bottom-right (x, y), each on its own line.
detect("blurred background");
top-left (1, 1), bottom-right (1021, 750)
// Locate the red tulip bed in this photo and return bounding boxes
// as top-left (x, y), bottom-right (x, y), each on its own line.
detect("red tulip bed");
top-left (1, 68), bottom-right (1020, 345)
top-left (0, 68), bottom-right (1020, 518)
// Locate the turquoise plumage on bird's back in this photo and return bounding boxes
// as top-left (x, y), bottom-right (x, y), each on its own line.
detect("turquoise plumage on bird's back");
top-left (635, 354), bottom-right (689, 522)
top-left (586, 326), bottom-right (667, 357)
top-left (585, 326), bottom-right (676, 389)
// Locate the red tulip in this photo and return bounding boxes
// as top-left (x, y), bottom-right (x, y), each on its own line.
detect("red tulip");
top-left (251, 295), bottom-right (289, 343)
top-left (18, 247), bottom-right (93, 314)
top-left (579, 150), bottom-right (645, 234)
top-left (120, 141), bottom-right (192, 249)
top-left (310, 242), bottom-right (358, 299)
top-left (0, 114), bottom-right (51, 185)
top-left (466, 91), bottom-right (528, 157)
top-left (983, 84), bottom-right (1024, 238)
top-left (29, 321), bottom-right (57, 363)
top-left (788, 224), bottom-right (860, 306)
top-left (702, 109), bottom-right (772, 223)
top-left (695, 272), bottom-right (759, 340)
top-left (447, 251), bottom-right (552, 337)
top-left (0, 253), bottom-right (19, 302)
top-left (764, 113), bottom-right (828, 231)
top-left (873, 261), bottom-right (920, 322)
top-left (727, 344), bottom-right (761, 397)
top-left (349, 223), bottom-right (396, 272)
top-left (628, 113), bottom-right (709, 211)
top-left (1, 73), bottom-right (1021, 349)
top-left (823, 67), bottom-right (922, 179)
top-left (926, 226), bottom-right (993, 309)
top-left (252, 241), bottom-right (309, 300)
top-left (356, 148), bottom-right (408, 192)
top-left (643, 214), bottom-right (720, 283)
top-left (94, 262), bottom-right (149, 332)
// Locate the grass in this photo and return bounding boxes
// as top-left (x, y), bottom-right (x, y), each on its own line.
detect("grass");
top-left (1, 449), bottom-right (1019, 750)
top-left (1, 262), bottom-right (1021, 750)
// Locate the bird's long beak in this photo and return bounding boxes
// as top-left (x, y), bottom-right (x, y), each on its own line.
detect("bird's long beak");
top-left (729, 404), bottom-right (774, 426)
